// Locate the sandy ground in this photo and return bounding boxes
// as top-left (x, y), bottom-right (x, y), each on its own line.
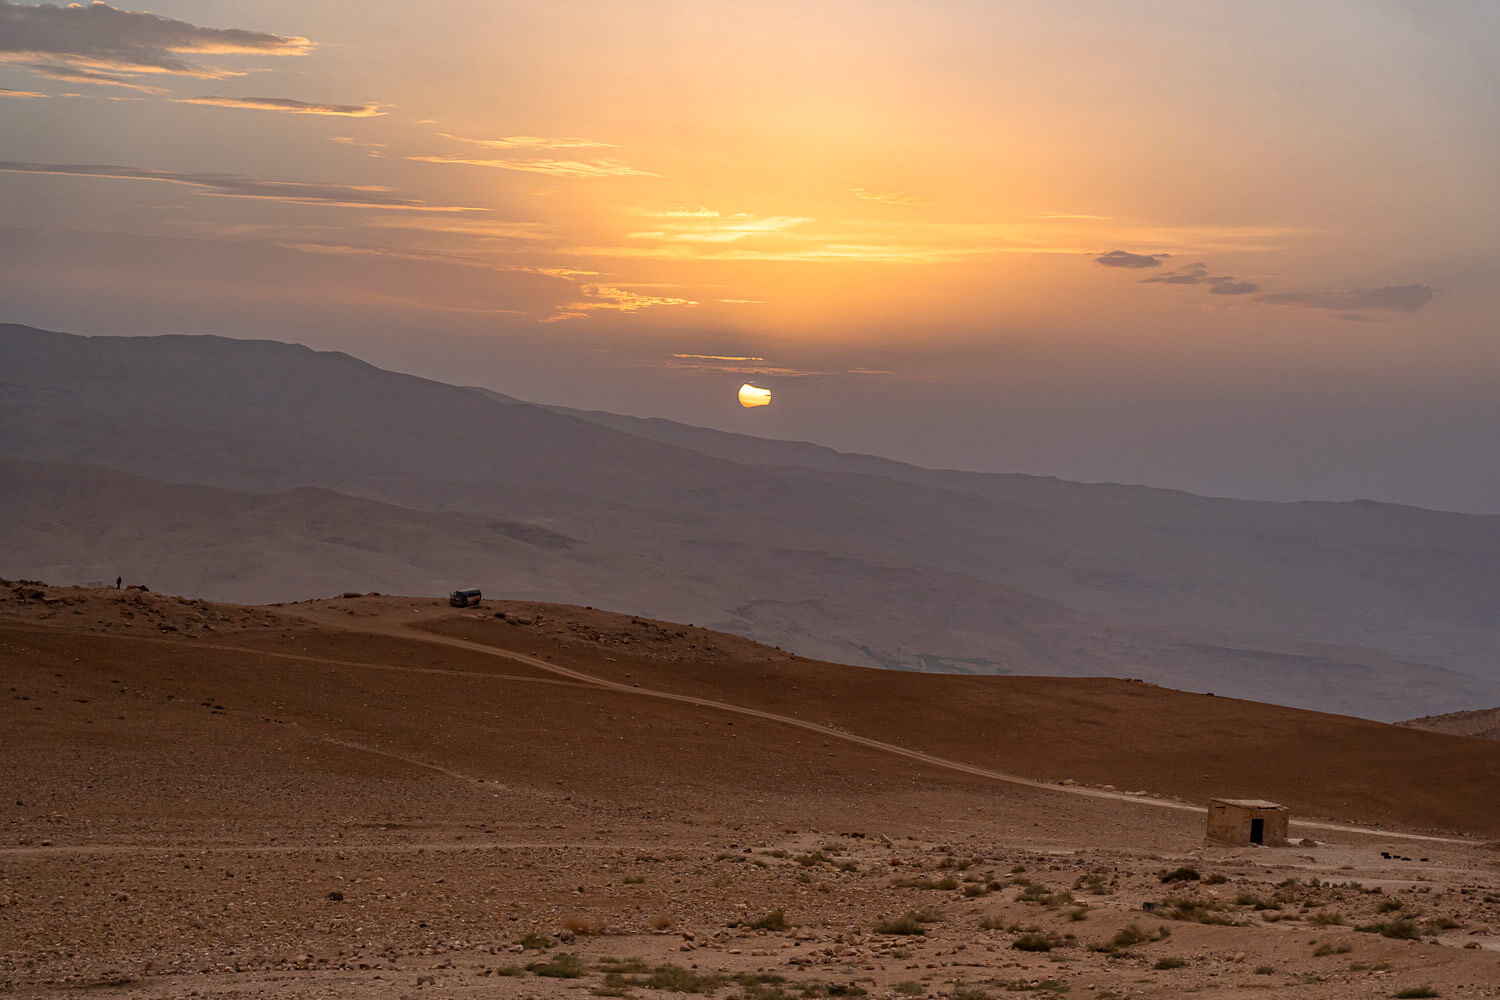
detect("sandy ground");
top-left (2, 582), bottom-right (1498, 999)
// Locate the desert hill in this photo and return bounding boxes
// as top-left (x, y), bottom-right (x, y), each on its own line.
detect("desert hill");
top-left (3, 583), bottom-right (1499, 997)
top-left (1402, 706), bottom-right (1500, 741)
top-left (4, 322), bottom-right (1500, 721)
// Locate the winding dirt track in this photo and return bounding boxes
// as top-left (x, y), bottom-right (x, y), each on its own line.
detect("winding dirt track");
top-left (289, 609), bottom-right (1468, 846)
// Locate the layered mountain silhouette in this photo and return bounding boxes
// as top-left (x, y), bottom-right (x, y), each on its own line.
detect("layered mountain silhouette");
top-left (4, 321), bottom-right (1498, 720)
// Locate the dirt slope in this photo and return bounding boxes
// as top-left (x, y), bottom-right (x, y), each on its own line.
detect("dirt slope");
top-left (4, 583), bottom-right (1500, 999)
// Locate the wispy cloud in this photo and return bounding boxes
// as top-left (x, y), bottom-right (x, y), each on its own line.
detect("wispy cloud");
top-left (544, 283), bottom-right (698, 321)
top-left (0, 86), bottom-right (44, 98)
top-left (1142, 262), bottom-right (1258, 294)
top-left (630, 213), bottom-right (811, 244)
top-left (0, 161), bottom-right (479, 212)
top-left (357, 216), bottom-right (552, 241)
top-left (649, 354), bottom-right (900, 379)
top-left (176, 96), bottom-right (386, 117)
top-left (1110, 252), bottom-right (1430, 317)
top-left (1260, 283), bottom-right (1435, 314)
top-left (409, 154), bottom-right (661, 179)
top-left (23, 61), bottom-right (166, 92)
top-left (329, 136), bottom-right (389, 158)
top-left (673, 353), bottom-right (767, 362)
top-left (1095, 249), bottom-right (1166, 269)
top-left (438, 133), bottom-right (615, 151)
top-left (0, 1), bottom-right (311, 83)
top-left (851, 187), bottom-right (936, 207)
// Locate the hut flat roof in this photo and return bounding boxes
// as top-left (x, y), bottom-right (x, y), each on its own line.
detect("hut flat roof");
top-left (1211, 798), bottom-right (1285, 809)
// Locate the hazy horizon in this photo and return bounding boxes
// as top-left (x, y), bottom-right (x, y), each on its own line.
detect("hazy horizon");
top-left (4, 1), bottom-right (1498, 512)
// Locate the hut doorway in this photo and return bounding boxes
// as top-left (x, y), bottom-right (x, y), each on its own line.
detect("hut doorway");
top-left (1250, 818), bottom-right (1265, 845)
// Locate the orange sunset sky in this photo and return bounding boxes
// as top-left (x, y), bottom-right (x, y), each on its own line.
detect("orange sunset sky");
top-left (2, 2), bottom-right (1498, 510)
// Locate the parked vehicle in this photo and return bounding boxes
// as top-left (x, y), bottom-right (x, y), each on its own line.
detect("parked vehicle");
top-left (449, 588), bottom-right (482, 608)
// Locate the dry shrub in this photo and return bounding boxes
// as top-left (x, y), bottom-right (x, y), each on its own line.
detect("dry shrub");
top-left (562, 914), bottom-right (607, 935)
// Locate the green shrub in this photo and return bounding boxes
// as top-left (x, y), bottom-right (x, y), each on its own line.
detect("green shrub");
top-left (894, 876), bottom-right (960, 890)
top-left (1010, 932), bottom-right (1060, 952)
top-left (528, 953), bottom-right (584, 978)
top-left (645, 965), bottom-right (726, 993)
top-left (519, 932), bottom-right (553, 949)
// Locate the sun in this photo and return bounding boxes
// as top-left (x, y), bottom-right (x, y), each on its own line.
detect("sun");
top-left (737, 383), bottom-right (772, 408)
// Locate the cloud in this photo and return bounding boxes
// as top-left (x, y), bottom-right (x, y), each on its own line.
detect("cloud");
top-left (0, 161), bottom-right (479, 212)
top-left (1117, 251), bottom-right (1429, 315)
top-left (1259, 283), bottom-right (1435, 313)
top-left (438, 133), bottom-right (615, 151)
top-left (1095, 249), bottom-right (1166, 269)
top-left (22, 61), bottom-right (166, 92)
top-left (1143, 262), bottom-right (1210, 284)
top-left (648, 354), bottom-right (900, 379)
top-left (0, 2), bottom-right (312, 82)
top-left (0, 86), bottom-right (45, 98)
top-left (1143, 262), bottom-right (1258, 295)
top-left (852, 187), bottom-right (936, 207)
top-left (673, 354), bottom-right (767, 362)
top-left (409, 154), bottom-right (661, 179)
top-left (630, 213), bottom-right (812, 244)
top-left (544, 283), bottom-right (699, 321)
top-left (356, 216), bottom-right (552, 241)
top-left (175, 96), bottom-right (386, 117)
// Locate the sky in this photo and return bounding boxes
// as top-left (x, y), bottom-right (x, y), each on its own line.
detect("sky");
top-left (3, 1), bottom-right (1499, 512)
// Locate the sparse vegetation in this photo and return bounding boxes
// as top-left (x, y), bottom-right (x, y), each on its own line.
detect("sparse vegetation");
top-left (1015, 882), bottom-right (1074, 907)
top-left (950, 983), bottom-right (991, 1000)
top-left (1356, 918), bottom-right (1421, 940)
top-left (528, 953), bottom-right (584, 978)
top-left (1313, 941), bottom-right (1353, 957)
top-left (893, 876), bottom-right (960, 890)
top-left (1153, 957), bottom-right (1186, 970)
top-left (1010, 931), bottom-right (1063, 952)
top-left (643, 964), bottom-right (726, 993)
top-left (1253, 965), bottom-right (1274, 975)
top-left (1159, 867), bottom-right (1200, 883)
top-left (875, 909), bottom-right (940, 935)
top-left (1093, 923), bottom-right (1169, 954)
top-left (1156, 896), bottom-right (1236, 925)
top-left (1073, 873), bottom-right (1113, 896)
top-left (748, 908), bottom-right (791, 932)
top-left (893, 983), bottom-right (924, 997)
top-left (519, 931), bottom-right (553, 949)
top-left (1393, 987), bottom-right (1439, 999)
top-left (624, 874), bottom-right (646, 884)
top-left (1307, 909), bottom-right (1346, 926)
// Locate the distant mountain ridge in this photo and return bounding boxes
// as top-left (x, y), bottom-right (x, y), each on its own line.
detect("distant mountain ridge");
top-left (4, 321), bottom-right (1499, 721)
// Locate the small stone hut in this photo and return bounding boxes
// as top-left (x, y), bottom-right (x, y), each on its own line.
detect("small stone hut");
top-left (1206, 798), bottom-right (1289, 846)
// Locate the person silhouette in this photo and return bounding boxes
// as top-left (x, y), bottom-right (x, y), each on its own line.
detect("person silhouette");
top-left (116, 576), bottom-right (122, 589)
